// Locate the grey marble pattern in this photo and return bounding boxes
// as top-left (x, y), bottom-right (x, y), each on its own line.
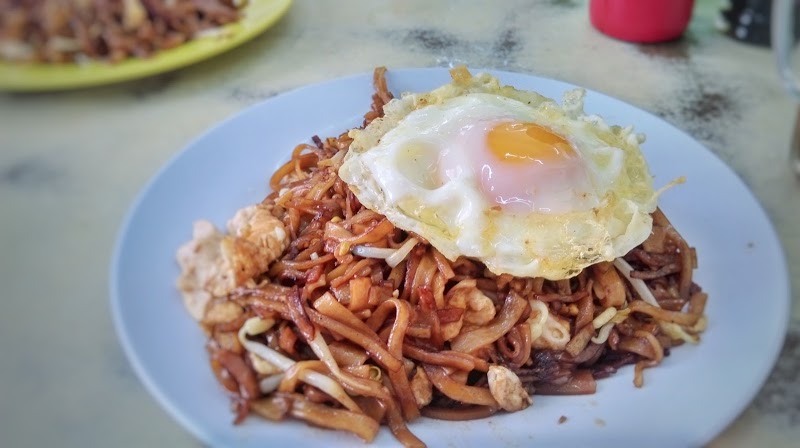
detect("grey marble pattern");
top-left (0, 0), bottom-right (797, 447)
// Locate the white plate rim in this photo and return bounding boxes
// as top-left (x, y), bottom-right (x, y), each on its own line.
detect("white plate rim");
top-left (110, 67), bottom-right (791, 447)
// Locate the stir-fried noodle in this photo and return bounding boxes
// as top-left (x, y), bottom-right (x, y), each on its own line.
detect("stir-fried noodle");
top-left (0, 0), bottom-right (242, 63)
top-left (177, 68), bottom-right (707, 446)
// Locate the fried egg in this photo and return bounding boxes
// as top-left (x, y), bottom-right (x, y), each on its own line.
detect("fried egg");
top-left (339, 68), bottom-right (660, 280)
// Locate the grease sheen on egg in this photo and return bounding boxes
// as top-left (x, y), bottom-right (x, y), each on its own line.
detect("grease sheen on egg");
top-left (339, 70), bottom-right (659, 280)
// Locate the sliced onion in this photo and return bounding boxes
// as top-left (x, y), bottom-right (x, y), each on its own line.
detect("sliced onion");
top-left (259, 374), bottom-right (284, 394)
top-left (386, 238), bottom-right (419, 267)
top-left (350, 237), bottom-right (418, 268)
top-left (237, 317), bottom-right (362, 412)
top-left (613, 258), bottom-right (660, 307)
top-left (351, 246), bottom-right (396, 259)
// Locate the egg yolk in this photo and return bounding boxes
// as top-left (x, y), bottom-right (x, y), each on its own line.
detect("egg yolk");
top-left (486, 122), bottom-right (575, 164)
top-left (468, 120), bottom-right (594, 214)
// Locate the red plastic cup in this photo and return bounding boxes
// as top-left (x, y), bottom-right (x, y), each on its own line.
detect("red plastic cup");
top-left (589, 0), bottom-right (695, 43)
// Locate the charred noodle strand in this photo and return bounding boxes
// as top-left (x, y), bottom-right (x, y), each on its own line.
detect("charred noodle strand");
top-left (421, 405), bottom-right (500, 421)
top-left (432, 273), bottom-right (447, 309)
top-left (373, 66), bottom-right (394, 106)
top-left (293, 153), bottom-right (313, 180)
top-left (423, 365), bottom-right (499, 407)
top-left (497, 324), bottom-right (532, 368)
top-left (412, 255), bottom-right (440, 306)
top-left (306, 308), bottom-right (403, 373)
top-left (325, 254), bottom-right (355, 281)
top-left (565, 324), bottom-right (594, 357)
top-left (534, 291), bottom-right (588, 303)
top-left (380, 299), bottom-right (420, 420)
top-left (330, 258), bottom-right (377, 288)
top-left (283, 393), bottom-right (380, 443)
top-left (634, 331), bottom-right (665, 364)
top-left (307, 173), bottom-right (338, 201)
top-left (401, 250), bottom-right (422, 303)
top-left (270, 154), bottom-right (317, 190)
top-left (214, 350), bottom-right (259, 400)
top-left (431, 249), bottom-right (456, 280)
top-left (651, 207), bottom-right (671, 227)
top-left (305, 331), bottom-right (394, 402)
top-left (652, 207), bottom-right (694, 300)
top-left (574, 291), bottom-right (595, 330)
top-left (627, 295), bottom-right (704, 326)
top-left (631, 330), bottom-right (664, 388)
top-left (313, 293), bottom-right (382, 342)
top-left (381, 300), bottom-right (412, 356)
top-left (534, 370), bottom-right (597, 395)
top-left (344, 209), bottom-right (384, 225)
top-left (630, 263), bottom-right (681, 279)
top-left (280, 253), bottom-right (336, 270)
top-left (365, 299), bottom-right (400, 332)
top-left (287, 289), bottom-right (315, 341)
top-left (382, 399), bottom-right (426, 448)
top-left (334, 219), bottom-right (395, 256)
top-left (389, 372), bottom-right (419, 422)
top-left (292, 143), bottom-right (322, 159)
top-left (450, 291), bottom-right (527, 353)
top-left (402, 344), bottom-right (489, 372)
top-left (666, 227), bottom-right (694, 301)
top-left (688, 291), bottom-right (708, 316)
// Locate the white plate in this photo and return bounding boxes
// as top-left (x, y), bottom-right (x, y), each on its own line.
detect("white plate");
top-left (110, 68), bottom-right (790, 447)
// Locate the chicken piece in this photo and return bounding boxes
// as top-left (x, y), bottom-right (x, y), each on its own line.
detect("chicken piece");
top-left (446, 279), bottom-right (496, 325)
top-left (487, 366), bottom-right (532, 412)
top-left (176, 205), bottom-right (288, 320)
top-left (227, 204), bottom-right (288, 261)
top-left (440, 279), bottom-right (497, 341)
top-left (410, 366), bottom-right (433, 408)
top-left (202, 300), bottom-right (244, 325)
top-left (440, 318), bottom-right (463, 342)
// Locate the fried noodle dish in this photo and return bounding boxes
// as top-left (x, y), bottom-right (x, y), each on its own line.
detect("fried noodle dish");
top-left (175, 67), bottom-right (708, 446)
top-left (0, 0), bottom-right (243, 63)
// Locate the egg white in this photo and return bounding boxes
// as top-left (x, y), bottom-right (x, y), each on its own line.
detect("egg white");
top-left (339, 69), bottom-right (657, 280)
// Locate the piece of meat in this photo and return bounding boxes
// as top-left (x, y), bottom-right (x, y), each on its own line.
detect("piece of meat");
top-left (227, 204), bottom-right (288, 262)
top-left (410, 366), bottom-right (433, 408)
top-left (441, 279), bottom-right (497, 341)
top-left (176, 205), bottom-right (289, 320)
top-left (487, 365), bottom-right (532, 412)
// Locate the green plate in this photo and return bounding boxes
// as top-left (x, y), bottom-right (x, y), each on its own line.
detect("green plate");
top-left (0, 0), bottom-right (293, 92)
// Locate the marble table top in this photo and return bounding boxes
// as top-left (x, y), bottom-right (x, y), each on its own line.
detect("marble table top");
top-left (0, 0), bottom-right (797, 446)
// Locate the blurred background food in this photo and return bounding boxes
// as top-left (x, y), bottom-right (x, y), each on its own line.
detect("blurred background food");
top-left (0, 0), bottom-right (244, 63)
